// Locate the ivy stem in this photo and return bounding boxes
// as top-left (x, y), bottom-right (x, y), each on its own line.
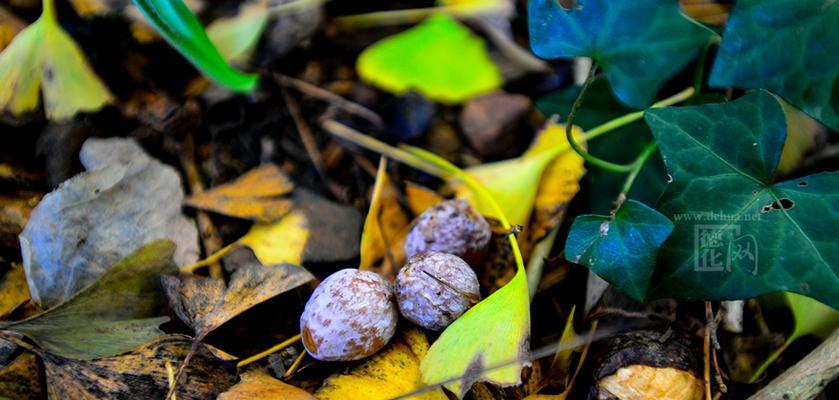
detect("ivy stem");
top-left (566, 66), bottom-right (637, 173)
top-left (237, 334), bottom-right (301, 368)
top-left (748, 336), bottom-right (793, 383)
top-left (691, 36), bottom-right (721, 101)
top-left (613, 142), bottom-right (658, 210)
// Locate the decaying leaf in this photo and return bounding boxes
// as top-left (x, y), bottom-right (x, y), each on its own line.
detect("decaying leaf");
top-left (162, 262), bottom-right (314, 339)
top-left (42, 334), bottom-right (238, 399)
top-left (0, 0), bottom-right (112, 119)
top-left (184, 164), bottom-right (295, 223)
top-left (0, 352), bottom-right (43, 400)
top-left (20, 138), bottom-right (199, 308)
top-left (0, 266), bottom-right (29, 318)
top-left (357, 14), bottom-right (502, 104)
top-left (359, 158), bottom-right (410, 280)
top-left (316, 328), bottom-right (448, 400)
top-left (0, 240), bottom-right (175, 359)
top-left (218, 369), bottom-right (317, 400)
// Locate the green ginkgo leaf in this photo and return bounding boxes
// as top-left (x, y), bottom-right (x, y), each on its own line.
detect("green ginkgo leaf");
top-left (709, 0), bottom-right (839, 131)
top-left (0, 0), bottom-right (112, 120)
top-left (132, 0), bottom-right (259, 92)
top-left (565, 200), bottom-right (674, 301)
top-left (528, 0), bottom-right (713, 108)
top-left (356, 14), bottom-right (501, 104)
top-left (645, 90), bottom-right (839, 308)
top-left (206, 3), bottom-right (270, 63)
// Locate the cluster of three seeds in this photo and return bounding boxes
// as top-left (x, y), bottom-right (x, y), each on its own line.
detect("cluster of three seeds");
top-left (300, 199), bottom-right (492, 361)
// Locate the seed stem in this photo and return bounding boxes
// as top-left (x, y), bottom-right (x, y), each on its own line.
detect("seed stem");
top-left (237, 334), bottom-right (301, 368)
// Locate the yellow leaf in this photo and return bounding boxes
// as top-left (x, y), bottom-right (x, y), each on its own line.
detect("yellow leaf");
top-left (0, 0), bottom-right (112, 119)
top-left (420, 271), bottom-right (530, 398)
top-left (777, 98), bottom-right (821, 176)
top-left (184, 164), bottom-right (295, 223)
top-left (219, 369), bottom-right (317, 400)
top-left (239, 210), bottom-right (309, 265)
top-left (454, 123), bottom-right (585, 228)
top-left (359, 157), bottom-right (410, 279)
top-left (551, 306), bottom-right (577, 380)
top-left (405, 181), bottom-right (444, 216)
top-left (207, 1), bottom-right (270, 63)
top-left (0, 265), bottom-right (29, 317)
top-left (316, 328), bottom-right (448, 400)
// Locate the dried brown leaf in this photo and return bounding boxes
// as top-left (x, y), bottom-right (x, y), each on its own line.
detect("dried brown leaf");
top-left (185, 164), bottom-right (295, 222)
top-left (0, 353), bottom-right (43, 400)
top-left (163, 263), bottom-right (313, 339)
top-left (42, 334), bottom-right (237, 400)
top-left (0, 266), bottom-right (29, 318)
top-left (218, 369), bottom-right (317, 400)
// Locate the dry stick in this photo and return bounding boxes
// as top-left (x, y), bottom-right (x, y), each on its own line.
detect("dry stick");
top-left (748, 328), bottom-right (839, 400)
top-left (237, 334), bottom-right (302, 368)
top-left (704, 302), bottom-right (714, 400)
top-left (281, 89), bottom-right (344, 200)
top-left (283, 351), bottom-right (307, 379)
top-left (166, 338), bottom-right (202, 400)
top-left (180, 143), bottom-right (224, 279)
top-left (272, 73), bottom-right (385, 129)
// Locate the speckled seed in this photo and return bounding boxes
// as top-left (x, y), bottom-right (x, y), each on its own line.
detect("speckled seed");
top-left (300, 269), bottom-right (397, 361)
top-left (404, 199), bottom-right (491, 260)
top-left (395, 252), bottom-right (481, 331)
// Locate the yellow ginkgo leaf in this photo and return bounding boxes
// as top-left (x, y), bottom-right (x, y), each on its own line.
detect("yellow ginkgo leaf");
top-left (316, 328), bottom-right (448, 400)
top-left (240, 210), bottom-right (309, 265)
top-left (359, 157), bottom-right (410, 279)
top-left (219, 369), bottom-right (317, 400)
top-left (405, 181), bottom-right (444, 216)
top-left (0, 0), bottom-right (112, 119)
top-left (454, 123), bottom-right (585, 227)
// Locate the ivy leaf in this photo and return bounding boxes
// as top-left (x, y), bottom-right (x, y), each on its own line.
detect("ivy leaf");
top-left (132, 0), bottom-right (259, 92)
top-left (0, 0), bottom-right (112, 119)
top-left (709, 0), bottom-right (839, 131)
top-left (565, 200), bottom-right (674, 301)
top-left (0, 240), bottom-right (175, 359)
top-left (528, 0), bottom-right (713, 108)
top-left (357, 14), bottom-right (501, 104)
top-left (645, 90), bottom-right (839, 308)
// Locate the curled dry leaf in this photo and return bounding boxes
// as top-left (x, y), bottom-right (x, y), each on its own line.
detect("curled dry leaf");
top-left (315, 328), bottom-right (448, 400)
top-left (218, 369), bottom-right (317, 400)
top-left (0, 240), bottom-right (176, 359)
top-left (162, 262), bottom-right (314, 339)
top-left (42, 334), bottom-right (238, 399)
top-left (20, 138), bottom-right (199, 308)
top-left (184, 163), bottom-right (294, 223)
top-left (359, 158), bottom-right (410, 280)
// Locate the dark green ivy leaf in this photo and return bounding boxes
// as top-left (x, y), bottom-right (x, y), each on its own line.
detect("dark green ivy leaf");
top-left (646, 90), bottom-right (839, 308)
top-left (536, 79), bottom-right (668, 213)
top-left (709, 0), bottom-right (839, 131)
top-left (528, 0), bottom-right (713, 108)
top-left (565, 199), bottom-right (674, 301)
top-left (132, 0), bottom-right (259, 92)
top-left (0, 240), bottom-right (175, 359)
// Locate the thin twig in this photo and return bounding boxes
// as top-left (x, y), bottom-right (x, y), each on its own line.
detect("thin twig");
top-left (282, 351), bottom-right (307, 379)
top-left (272, 73), bottom-right (385, 129)
top-left (704, 302), bottom-right (713, 400)
top-left (180, 138), bottom-right (224, 278)
top-left (237, 334), bottom-right (301, 368)
top-left (165, 339), bottom-right (201, 400)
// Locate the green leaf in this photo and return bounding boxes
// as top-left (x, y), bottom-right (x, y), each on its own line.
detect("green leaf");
top-left (645, 90), bottom-right (839, 308)
top-left (709, 0), bottom-right (839, 131)
top-left (565, 200), bottom-right (674, 301)
top-left (536, 79), bottom-right (667, 213)
top-left (0, 240), bottom-right (175, 359)
top-left (132, 0), bottom-right (259, 92)
top-left (528, 0), bottom-right (713, 108)
top-left (0, 0), bottom-right (112, 119)
top-left (786, 292), bottom-right (839, 341)
top-left (356, 14), bottom-right (501, 104)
